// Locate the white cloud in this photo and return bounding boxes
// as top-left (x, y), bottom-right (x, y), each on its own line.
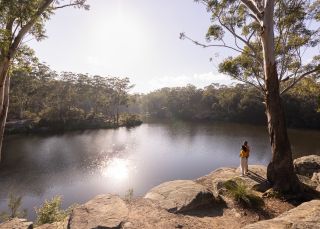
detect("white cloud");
top-left (86, 56), bottom-right (103, 66)
top-left (134, 72), bottom-right (238, 93)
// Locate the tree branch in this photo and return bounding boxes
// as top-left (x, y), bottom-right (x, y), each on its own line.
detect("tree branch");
top-left (240, 0), bottom-right (263, 20)
top-left (9, 0), bottom-right (55, 59)
top-left (281, 66), bottom-right (320, 94)
top-left (53, 3), bottom-right (87, 10)
top-left (182, 34), bottom-right (245, 54)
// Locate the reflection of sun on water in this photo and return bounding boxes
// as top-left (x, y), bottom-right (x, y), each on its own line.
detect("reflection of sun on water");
top-left (102, 158), bottom-right (129, 181)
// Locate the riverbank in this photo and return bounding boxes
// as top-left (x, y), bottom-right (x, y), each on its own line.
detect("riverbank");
top-left (5, 114), bottom-right (143, 135)
top-left (2, 155), bottom-right (319, 229)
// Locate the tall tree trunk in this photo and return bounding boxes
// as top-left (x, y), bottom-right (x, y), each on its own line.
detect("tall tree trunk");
top-left (262, 0), bottom-right (300, 193)
top-left (116, 106), bottom-right (119, 126)
top-left (0, 75), bottom-right (10, 162)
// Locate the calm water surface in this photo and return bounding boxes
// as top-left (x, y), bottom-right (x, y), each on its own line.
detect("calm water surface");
top-left (0, 121), bottom-right (319, 220)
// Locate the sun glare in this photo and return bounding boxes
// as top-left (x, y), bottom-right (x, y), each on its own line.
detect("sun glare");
top-left (102, 158), bottom-right (130, 181)
top-left (90, 9), bottom-right (149, 68)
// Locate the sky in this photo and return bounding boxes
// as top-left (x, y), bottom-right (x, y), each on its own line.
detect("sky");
top-left (28, 0), bottom-right (236, 93)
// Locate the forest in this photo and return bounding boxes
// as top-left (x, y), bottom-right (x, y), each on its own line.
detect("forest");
top-left (7, 61), bottom-right (142, 133)
top-left (7, 61), bottom-right (320, 133)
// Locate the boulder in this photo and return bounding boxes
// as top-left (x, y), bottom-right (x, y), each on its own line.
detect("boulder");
top-left (0, 218), bottom-right (32, 229)
top-left (35, 217), bottom-right (68, 229)
top-left (68, 194), bottom-right (129, 229)
top-left (293, 155), bottom-right (320, 177)
top-left (144, 180), bottom-right (215, 213)
top-left (243, 200), bottom-right (320, 229)
top-left (196, 167), bottom-right (238, 197)
top-left (311, 172), bottom-right (320, 183)
top-left (196, 165), bottom-right (271, 196)
top-left (297, 174), bottom-right (319, 189)
top-left (311, 172), bottom-right (320, 191)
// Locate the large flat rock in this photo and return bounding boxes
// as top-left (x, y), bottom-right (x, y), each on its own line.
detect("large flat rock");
top-left (196, 165), bottom-right (270, 196)
top-left (294, 155), bottom-right (320, 178)
top-left (68, 194), bottom-right (129, 229)
top-left (243, 199), bottom-right (320, 229)
top-left (0, 218), bottom-right (32, 229)
top-left (144, 180), bottom-right (216, 213)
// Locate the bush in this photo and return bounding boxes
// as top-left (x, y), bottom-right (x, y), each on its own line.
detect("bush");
top-left (0, 193), bottom-right (27, 222)
top-left (120, 114), bottom-right (142, 127)
top-left (223, 180), bottom-right (264, 208)
top-left (35, 196), bottom-right (74, 226)
top-left (124, 188), bottom-right (134, 203)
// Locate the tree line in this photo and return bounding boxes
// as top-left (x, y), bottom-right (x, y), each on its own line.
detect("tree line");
top-left (7, 62), bottom-right (141, 133)
top-left (138, 79), bottom-right (320, 129)
top-left (9, 62), bottom-right (320, 131)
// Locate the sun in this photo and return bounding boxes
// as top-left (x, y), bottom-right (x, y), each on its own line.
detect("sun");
top-left (90, 7), bottom-right (149, 68)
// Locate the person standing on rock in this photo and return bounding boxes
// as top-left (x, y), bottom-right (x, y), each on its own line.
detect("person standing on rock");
top-left (240, 141), bottom-right (250, 176)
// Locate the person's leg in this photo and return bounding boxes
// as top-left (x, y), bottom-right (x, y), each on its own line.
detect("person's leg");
top-left (245, 158), bottom-right (249, 174)
top-left (240, 157), bottom-right (245, 175)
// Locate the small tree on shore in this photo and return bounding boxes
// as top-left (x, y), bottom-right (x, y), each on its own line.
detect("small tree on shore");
top-left (181, 0), bottom-right (320, 193)
top-left (0, 0), bottom-right (89, 161)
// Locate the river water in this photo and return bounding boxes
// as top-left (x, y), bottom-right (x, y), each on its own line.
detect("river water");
top-left (0, 121), bottom-right (319, 220)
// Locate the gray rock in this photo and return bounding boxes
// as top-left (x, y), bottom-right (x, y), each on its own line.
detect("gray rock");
top-left (68, 194), bottom-right (128, 229)
top-left (0, 218), bottom-right (32, 229)
top-left (294, 155), bottom-right (320, 177)
top-left (243, 199), bottom-right (320, 229)
top-left (144, 180), bottom-right (215, 213)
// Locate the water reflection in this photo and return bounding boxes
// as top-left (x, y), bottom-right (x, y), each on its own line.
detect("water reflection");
top-left (101, 158), bottom-right (131, 181)
top-left (0, 122), bottom-right (319, 221)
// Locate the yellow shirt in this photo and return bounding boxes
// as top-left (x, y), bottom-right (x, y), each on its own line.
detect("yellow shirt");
top-left (240, 149), bottom-right (249, 158)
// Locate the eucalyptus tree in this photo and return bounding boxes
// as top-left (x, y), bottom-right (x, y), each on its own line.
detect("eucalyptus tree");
top-left (181, 0), bottom-right (320, 192)
top-left (0, 0), bottom-right (89, 160)
top-left (108, 77), bottom-right (134, 125)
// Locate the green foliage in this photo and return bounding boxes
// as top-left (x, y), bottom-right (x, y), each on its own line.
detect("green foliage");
top-left (35, 196), bottom-right (74, 226)
top-left (124, 188), bottom-right (134, 203)
top-left (139, 78), bottom-right (320, 129)
top-left (120, 114), bottom-right (142, 127)
top-left (192, 0), bottom-right (320, 94)
top-left (223, 180), bottom-right (264, 208)
top-left (0, 193), bottom-right (27, 222)
top-left (8, 62), bottom-right (141, 132)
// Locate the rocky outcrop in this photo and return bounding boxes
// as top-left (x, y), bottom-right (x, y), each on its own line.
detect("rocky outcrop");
top-left (293, 155), bottom-right (320, 177)
top-left (311, 172), bottom-right (320, 191)
top-left (35, 218), bottom-right (68, 229)
top-left (144, 180), bottom-right (216, 213)
top-left (68, 194), bottom-right (128, 229)
top-left (196, 165), bottom-right (271, 197)
top-left (5, 160), bottom-right (320, 229)
top-left (0, 218), bottom-right (33, 229)
top-left (243, 199), bottom-right (320, 229)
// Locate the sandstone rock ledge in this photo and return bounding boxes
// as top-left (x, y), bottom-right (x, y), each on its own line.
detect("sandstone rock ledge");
top-left (243, 199), bottom-right (320, 229)
top-left (144, 180), bottom-right (216, 213)
top-left (1, 159), bottom-right (320, 229)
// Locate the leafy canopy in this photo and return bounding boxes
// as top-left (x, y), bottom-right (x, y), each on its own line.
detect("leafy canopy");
top-left (0, 0), bottom-right (89, 60)
top-left (182, 0), bottom-right (320, 95)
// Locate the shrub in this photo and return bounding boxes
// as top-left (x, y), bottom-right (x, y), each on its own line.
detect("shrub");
top-left (223, 180), bottom-right (264, 208)
top-left (0, 193), bottom-right (27, 222)
top-left (35, 196), bottom-right (74, 226)
top-left (120, 114), bottom-right (142, 127)
top-left (124, 188), bottom-right (134, 203)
